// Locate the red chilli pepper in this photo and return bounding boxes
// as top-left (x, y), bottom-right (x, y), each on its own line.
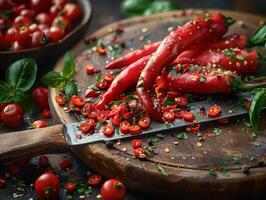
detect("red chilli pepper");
top-left (137, 12), bottom-right (230, 121)
top-left (105, 41), bottom-right (160, 69)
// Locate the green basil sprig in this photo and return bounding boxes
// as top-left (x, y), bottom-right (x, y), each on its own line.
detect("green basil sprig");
top-left (0, 58), bottom-right (37, 111)
top-left (249, 88), bottom-right (266, 138)
top-left (121, 0), bottom-right (180, 17)
top-left (41, 52), bottom-right (77, 100)
top-left (248, 25), bottom-right (266, 48)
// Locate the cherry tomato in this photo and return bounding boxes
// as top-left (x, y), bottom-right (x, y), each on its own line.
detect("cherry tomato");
top-left (138, 116), bottom-right (150, 129)
top-left (175, 96), bottom-right (188, 108)
top-left (80, 103), bottom-right (92, 116)
top-left (119, 121), bottom-right (130, 134)
top-left (103, 125), bottom-right (114, 137)
top-left (97, 111), bottom-right (107, 123)
top-left (49, 26), bottom-right (64, 42)
top-left (35, 172), bottom-right (60, 200)
top-left (180, 111), bottom-right (195, 122)
top-left (71, 95), bottom-right (85, 107)
top-left (103, 74), bottom-right (113, 83)
top-left (1, 104), bottom-right (24, 128)
top-left (133, 148), bottom-right (145, 159)
top-left (109, 114), bottom-right (120, 126)
top-left (129, 124), bottom-right (141, 135)
top-left (8, 163), bottom-right (20, 176)
top-left (6, 27), bottom-right (18, 42)
top-left (36, 13), bottom-right (51, 25)
top-left (32, 120), bottom-right (48, 128)
top-left (0, 176), bottom-right (6, 188)
top-left (218, 117), bottom-right (229, 125)
top-left (52, 16), bottom-right (70, 32)
top-left (84, 88), bottom-right (99, 98)
top-left (65, 182), bottom-right (76, 193)
top-left (13, 15), bottom-right (33, 28)
top-left (32, 87), bottom-right (49, 109)
top-left (20, 9), bottom-right (35, 18)
top-left (86, 64), bottom-right (94, 75)
top-left (208, 105), bottom-right (222, 118)
top-left (79, 121), bottom-right (94, 134)
top-left (186, 123), bottom-right (200, 132)
top-left (55, 96), bottom-right (65, 106)
top-left (60, 159), bottom-right (71, 169)
top-left (101, 179), bottom-right (126, 200)
top-left (88, 175), bottom-right (102, 186)
top-left (96, 81), bottom-right (108, 90)
top-left (31, 31), bottom-right (46, 47)
top-left (29, 23), bottom-right (39, 32)
top-left (0, 103), bottom-right (9, 120)
top-left (62, 3), bottom-right (81, 22)
top-left (131, 139), bottom-right (142, 149)
top-left (17, 26), bottom-right (31, 46)
top-left (30, 0), bottom-right (51, 13)
top-left (163, 111), bottom-right (175, 122)
top-left (49, 4), bottom-right (62, 19)
top-left (39, 155), bottom-right (50, 167)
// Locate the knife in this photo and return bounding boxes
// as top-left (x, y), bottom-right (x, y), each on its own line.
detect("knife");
top-left (0, 92), bottom-right (254, 162)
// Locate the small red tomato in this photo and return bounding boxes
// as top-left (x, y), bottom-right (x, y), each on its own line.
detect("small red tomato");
top-left (55, 96), bottom-right (65, 106)
top-left (109, 114), bottom-right (120, 126)
top-left (52, 16), bottom-right (70, 32)
top-left (71, 95), bottom-right (85, 107)
top-left (84, 88), bottom-right (99, 98)
top-left (186, 123), bottom-right (200, 133)
top-left (79, 120), bottom-right (95, 134)
top-left (8, 163), bottom-right (20, 176)
top-left (60, 159), bottom-right (71, 169)
top-left (218, 117), bottom-right (229, 125)
top-left (32, 120), bottom-right (48, 128)
top-left (65, 182), bottom-right (76, 193)
top-left (17, 26), bottom-right (31, 46)
top-left (88, 175), bottom-right (102, 186)
top-left (5, 27), bottom-right (18, 42)
top-left (1, 104), bottom-right (23, 128)
top-left (49, 4), bottom-right (62, 19)
top-left (39, 155), bottom-right (50, 167)
top-left (103, 125), bottom-right (114, 137)
top-left (103, 74), bottom-right (113, 83)
top-left (29, 23), bottom-right (39, 32)
top-left (96, 81), bottom-right (108, 90)
top-left (41, 109), bottom-right (51, 118)
top-left (49, 26), bottom-right (64, 42)
top-left (133, 148), bottom-right (145, 159)
top-left (86, 64), bottom-right (94, 75)
top-left (131, 139), bottom-right (142, 149)
top-left (62, 3), bottom-right (81, 22)
top-left (208, 105), bottom-right (222, 118)
top-left (30, 0), bottom-right (51, 13)
top-left (35, 172), bottom-right (60, 200)
top-left (129, 124), bottom-right (141, 135)
top-left (163, 111), bottom-right (175, 122)
top-left (31, 31), bottom-right (46, 47)
top-left (180, 111), bottom-right (195, 122)
top-left (119, 121), bottom-right (130, 134)
top-left (13, 15), bottom-right (33, 28)
top-left (175, 96), bottom-right (188, 108)
top-left (97, 112), bottom-right (107, 123)
top-left (32, 87), bottom-right (49, 109)
top-left (0, 103), bottom-right (9, 120)
top-left (138, 116), bottom-right (150, 130)
top-left (36, 13), bottom-right (51, 25)
top-left (80, 103), bottom-right (92, 116)
top-left (101, 179), bottom-right (126, 200)
top-left (0, 176), bottom-right (6, 188)
top-left (20, 9), bottom-right (35, 18)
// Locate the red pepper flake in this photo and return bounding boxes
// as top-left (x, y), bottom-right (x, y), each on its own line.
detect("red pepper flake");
top-left (86, 64), bottom-right (95, 75)
top-left (206, 131), bottom-right (215, 137)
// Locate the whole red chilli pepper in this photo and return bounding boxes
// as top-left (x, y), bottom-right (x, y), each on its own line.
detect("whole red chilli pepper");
top-left (136, 12), bottom-right (231, 121)
top-left (105, 41), bottom-right (160, 69)
top-left (96, 55), bottom-right (150, 110)
top-left (174, 48), bottom-right (258, 74)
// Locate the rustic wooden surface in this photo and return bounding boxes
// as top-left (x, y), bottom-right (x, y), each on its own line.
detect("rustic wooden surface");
top-left (51, 10), bottom-right (266, 199)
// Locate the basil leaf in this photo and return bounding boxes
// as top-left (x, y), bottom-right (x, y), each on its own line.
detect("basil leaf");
top-left (16, 94), bottom-right (35, 113)
top-left (64, 81), bottom-right (78, 100)
top-left (0, 81), bottom-right (13, 103)
top-left (6, 58), bottom-right (37, 92)
top-left (144, 0), bottom-right (179, 16)
top-left (41, 71), bottom-right (66, 88)
top-left (248, 25), bottom-right (266, 48)
top-left (249, 88), bottom-right (266, 137)
top-left (62, 52), bottom-right (76, 81)
top-left (121, 0), bottom-right (151, 16)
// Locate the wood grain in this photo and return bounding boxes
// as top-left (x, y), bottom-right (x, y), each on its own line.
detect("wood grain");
top-left (50, 10), bottom-right (266, 199)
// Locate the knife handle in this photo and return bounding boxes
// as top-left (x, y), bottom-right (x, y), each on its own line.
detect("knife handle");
top-left (0, 124), bottom-right (68, 163)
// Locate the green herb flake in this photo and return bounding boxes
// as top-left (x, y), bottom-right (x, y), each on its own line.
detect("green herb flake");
top-left (177, 132), bottom-right (189, 140)
top-left (213, 128), bottom-right (222, 136)
top-left (220, 167), bottom-right (230, 177)
top-left (250, 156), bottom-right (257, 162)
top-left (156, 163), bottom-right (168, 177)
top-left (224, 156), bottom-right (240, 164)
top-left (208, 168), bottom-right (217, 177)
top-left (200, 76), bottom-right (206, 83)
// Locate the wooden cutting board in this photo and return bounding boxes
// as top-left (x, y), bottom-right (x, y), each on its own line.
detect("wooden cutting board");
top-left (38, 9), bottom-right (266, 199)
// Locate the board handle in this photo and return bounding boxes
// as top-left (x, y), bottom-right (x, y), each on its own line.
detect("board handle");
top-left (0, 124), bottom-right (68, 162)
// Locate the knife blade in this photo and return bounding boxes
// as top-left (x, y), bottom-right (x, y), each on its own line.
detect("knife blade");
top-left (64, 92), bottom-right (255, 146)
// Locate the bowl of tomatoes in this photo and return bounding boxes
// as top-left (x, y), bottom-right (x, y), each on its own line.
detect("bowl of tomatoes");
top-left (0, 0), bottom-right (92, 76)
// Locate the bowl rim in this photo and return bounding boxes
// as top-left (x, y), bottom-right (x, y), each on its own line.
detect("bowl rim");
top-left (0, 0), bottom-right (92, 55)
